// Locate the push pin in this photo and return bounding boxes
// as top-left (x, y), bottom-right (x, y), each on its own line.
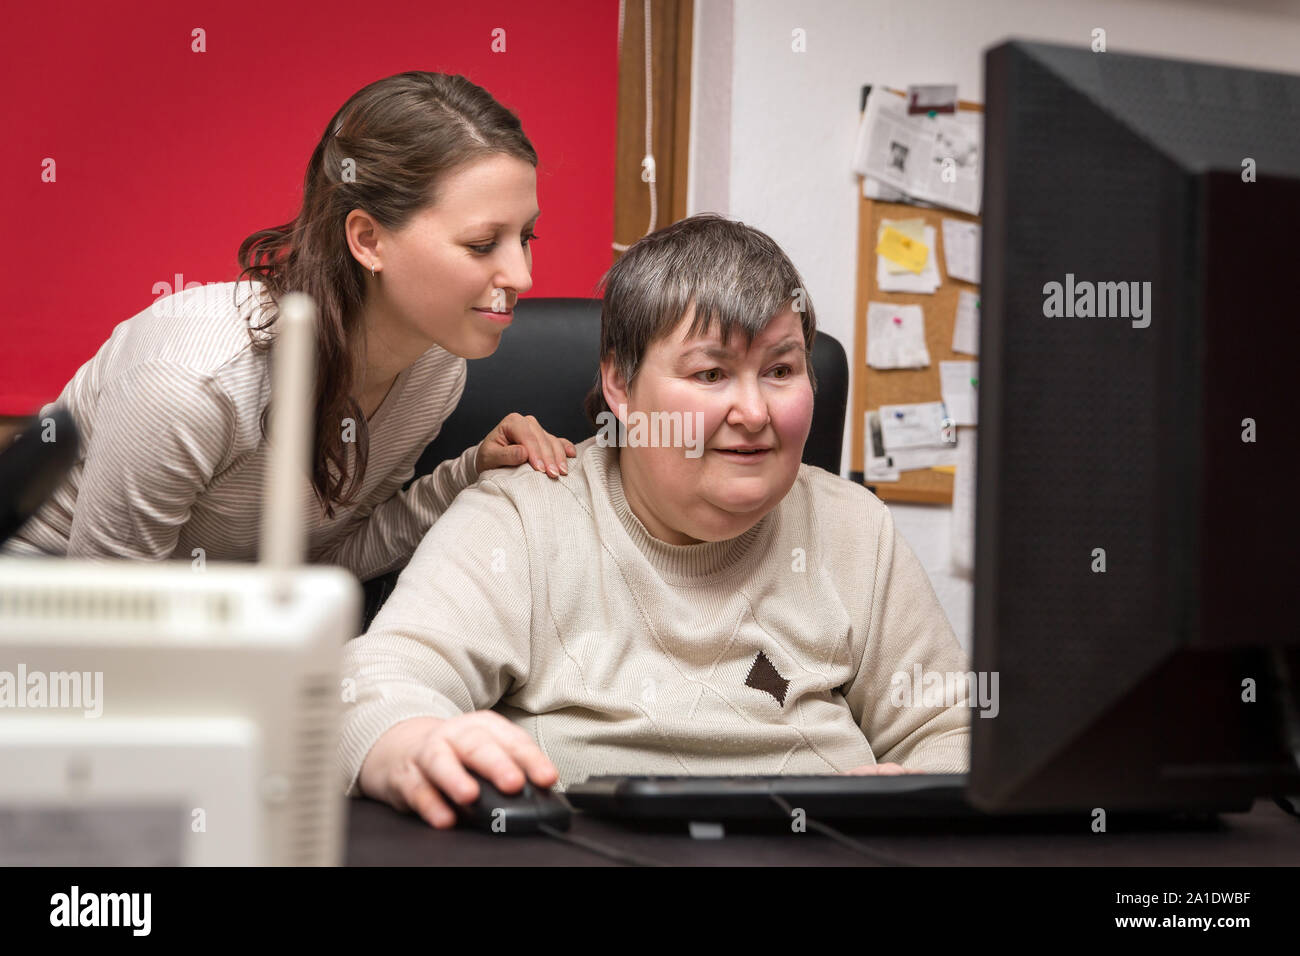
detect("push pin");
top-left (892, 316), bottom-right (902, 325)
top-left (940, 416), bottom-right (957, 443)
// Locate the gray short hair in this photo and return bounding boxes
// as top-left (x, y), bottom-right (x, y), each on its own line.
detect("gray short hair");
top-left (583, 213), bottom-right (818, 425)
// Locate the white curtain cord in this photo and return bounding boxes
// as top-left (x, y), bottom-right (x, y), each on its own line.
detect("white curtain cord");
top-left (613, 0), bottom-right (658, 253)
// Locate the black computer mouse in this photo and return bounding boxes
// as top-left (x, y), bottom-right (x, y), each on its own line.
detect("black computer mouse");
top-left (453, 770), bottom-right (572, 834)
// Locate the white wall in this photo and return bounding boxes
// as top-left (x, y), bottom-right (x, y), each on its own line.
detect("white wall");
top-left (689, 0), bottom-right (1300, 649)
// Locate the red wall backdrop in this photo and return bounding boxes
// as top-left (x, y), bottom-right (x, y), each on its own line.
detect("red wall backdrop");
top-left (1, 2), bottom-right (618, 414)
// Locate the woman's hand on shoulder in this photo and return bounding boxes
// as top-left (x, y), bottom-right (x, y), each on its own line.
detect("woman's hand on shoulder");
top-left (475, 413), bottom-right (577, 478)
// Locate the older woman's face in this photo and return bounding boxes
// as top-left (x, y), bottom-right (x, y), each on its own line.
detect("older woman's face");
top-left (604, 306), bottom-right (814, 544)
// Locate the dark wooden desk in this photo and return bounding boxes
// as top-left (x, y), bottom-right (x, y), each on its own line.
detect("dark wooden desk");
top-left (345, 795), bottom-right (1300, 866)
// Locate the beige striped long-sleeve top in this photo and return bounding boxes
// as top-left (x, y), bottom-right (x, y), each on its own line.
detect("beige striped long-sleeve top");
top-left (3, 280), bottom-right (481, 582)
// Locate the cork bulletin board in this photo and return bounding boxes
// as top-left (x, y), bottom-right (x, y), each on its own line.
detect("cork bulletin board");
top-left (850, 97), bottom-right (984, 504)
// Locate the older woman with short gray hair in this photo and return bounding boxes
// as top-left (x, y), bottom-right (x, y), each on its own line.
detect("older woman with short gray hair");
top-left (339, 214), bottom-right (971, 830)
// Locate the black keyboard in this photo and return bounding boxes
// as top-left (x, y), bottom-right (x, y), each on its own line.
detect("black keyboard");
top-left (566, 772), bottom-right (980, 821)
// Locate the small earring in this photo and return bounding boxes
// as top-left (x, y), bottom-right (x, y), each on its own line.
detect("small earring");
top-left (370, 262), bottom-right (376, 278)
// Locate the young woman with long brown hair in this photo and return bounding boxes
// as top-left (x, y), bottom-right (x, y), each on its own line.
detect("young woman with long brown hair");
top-left (5, 72), bottom-right (575, 591)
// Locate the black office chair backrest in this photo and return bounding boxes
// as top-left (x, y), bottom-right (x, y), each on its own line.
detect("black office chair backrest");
top-left (0, 409), bottom-right (79, 547)
top-left (413, 297), bottom-right (848, 480)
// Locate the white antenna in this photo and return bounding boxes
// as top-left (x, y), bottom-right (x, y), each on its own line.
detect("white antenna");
top-left (260, 292), bottom-right (317, 592)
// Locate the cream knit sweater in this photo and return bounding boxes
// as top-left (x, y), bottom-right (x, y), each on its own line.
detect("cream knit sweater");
top-left (338, 437), bottom-right (972, 794)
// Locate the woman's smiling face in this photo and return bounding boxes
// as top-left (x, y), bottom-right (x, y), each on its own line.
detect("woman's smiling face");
top-left (603, 304), bottom-right (815, 545)
top-left (350, 153), bottom-right (539, 361)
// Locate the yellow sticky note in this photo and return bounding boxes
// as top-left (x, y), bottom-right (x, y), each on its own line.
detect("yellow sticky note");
top-left (930, 465), bottom-right (957, 474)
top-left (885, 218), bottom-right (926, 242)
top-left (876, 226), bottom-right (929, 274)
top-left (880, 219), bottom-right (927, 274)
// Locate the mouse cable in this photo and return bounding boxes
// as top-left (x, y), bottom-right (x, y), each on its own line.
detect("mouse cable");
top-left (766, 793), bottom-right (915, 867)
top-left (537, 821), bottom-right (668, 867)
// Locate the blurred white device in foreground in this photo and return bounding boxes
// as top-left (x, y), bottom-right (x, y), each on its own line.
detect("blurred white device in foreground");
top-left (0, 293), bottom-right (362, 865)
top-left (0, 563), bottom-right (359, 865)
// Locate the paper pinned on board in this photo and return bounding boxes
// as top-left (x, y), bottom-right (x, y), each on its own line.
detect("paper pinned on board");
top-left (940, 360), bottom-right (978, 426)
top-left (880, 217), bottom-right (927, 274)
top-left (941, 218), bottom-right (981, 284)
top-left (864, 409), bottom-right (900, 482)
top-left (863, 176), bottom-right (932, 205)
top-left (876, 224), bottom-right (941, 293)
top-left (890, 443), bottom-right (959, 470)
top-left (907, 84), bottom-right (959, 115)
top-left (852, 86), bottom-right (982, 215)
top-left (866, 302), bottom-right (931, 369)
top-left (951, 289), bottom-right (980, 355)
top-left (879, 400), bottom-right (949, 450)
top-left (878, 400), bottom-right (960, 470)
top-left (876, 226), bottom-right (930, 274)
top-left (951, 425), bottom-right (977, 576)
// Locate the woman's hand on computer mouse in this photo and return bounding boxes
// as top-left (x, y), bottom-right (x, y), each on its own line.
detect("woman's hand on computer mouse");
top-left (843, 762), bottom-right (927, 775)
top-left (359, 711), bottom-right (559, 830)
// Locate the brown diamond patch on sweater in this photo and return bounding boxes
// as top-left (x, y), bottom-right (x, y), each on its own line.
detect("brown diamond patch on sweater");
top-left (745, 651), bottom-right (790, 706)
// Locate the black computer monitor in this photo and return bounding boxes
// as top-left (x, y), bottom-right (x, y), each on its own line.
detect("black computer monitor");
top-left (972, 40), bottom-right (1300, 813)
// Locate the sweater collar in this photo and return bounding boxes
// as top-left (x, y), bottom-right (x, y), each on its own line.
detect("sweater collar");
top-left (592, 442), bottom-right (775, 583)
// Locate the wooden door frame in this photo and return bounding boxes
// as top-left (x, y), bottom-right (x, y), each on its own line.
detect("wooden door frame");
top-left (613, 0), bottom-right (694, 258)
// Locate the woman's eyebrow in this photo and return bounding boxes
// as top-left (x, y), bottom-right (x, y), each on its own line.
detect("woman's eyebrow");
top-left (677, 337), bottom-right (803, 364)
top-left (462, 210), bottom-right (541, 232)
top-left (678, 343), bottom-right (734, 363)
top-left (767, 338), bottom-right (804, 356)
